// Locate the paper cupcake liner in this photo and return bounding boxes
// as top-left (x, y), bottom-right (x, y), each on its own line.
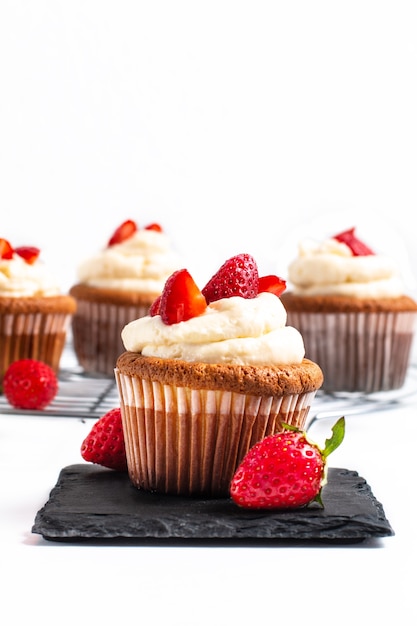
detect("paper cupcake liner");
top-left (115, 369), bottom-right (318, 497)
top-left (71, 300), bottom-right (150, 377)
top-left (286, 310), bottom-right (417, 393)
top-left (0, 312), bottom-right (72, 378)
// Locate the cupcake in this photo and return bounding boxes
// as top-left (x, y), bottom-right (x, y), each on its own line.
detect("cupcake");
top-left (0, 237), bottom-right (76, 382)
top-left (280, 227), bottom-right (417, 393)
top-left (69, 219), bottom-right (181, 377)
top-left (115, 253), bottom-right (323, 497)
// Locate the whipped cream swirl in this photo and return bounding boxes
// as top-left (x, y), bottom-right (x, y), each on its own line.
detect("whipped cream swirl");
top-left (287, 237), bottom-right (404, 298)
top-left (121, 292), bottom-right (305, 365)
top-left (77, 229), bottom-right (181, 293)
top-left (0, 254), bottom-right (61, 297)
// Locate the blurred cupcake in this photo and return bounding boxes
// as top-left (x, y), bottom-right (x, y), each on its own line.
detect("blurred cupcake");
top-left (69, 219), bottom-right (181, 377)
top-left (0, 237), bottom-right (76, 382)
top-left (115, 253), bottom-right (323, 497)
top-left (280, 227), bottom-right (417, 393)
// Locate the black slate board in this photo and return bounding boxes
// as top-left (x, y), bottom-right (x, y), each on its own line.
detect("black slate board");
top-left (32, 464), bottom-right (394, 544)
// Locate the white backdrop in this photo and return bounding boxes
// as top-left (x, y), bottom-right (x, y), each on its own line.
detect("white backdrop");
top-left (1, 1), bottom-right (416, 294)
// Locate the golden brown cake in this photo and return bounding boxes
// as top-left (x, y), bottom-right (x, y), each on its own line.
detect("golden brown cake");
top-left (115, 253), bottom-right (324, 497)
top-left (116, 353), bottom-right (323, 497)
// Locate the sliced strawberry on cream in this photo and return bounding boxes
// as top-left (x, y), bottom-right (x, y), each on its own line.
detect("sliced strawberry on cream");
top-left (258, 274), bottom-right (286, 297)
top-left (333, 227), bottom-right (374, 256)
top-left (145, 223), bottom-right (163, 232)
top-left (159, 268), bottom-right (207, 324)
top-left (15, 246), bottom-right (41, 265)
top-left (107, 219), bottom-right (138, 246)
top-left (202, 253), bottom-right (259, 303)
top-left (0, 238), bottom-right (14, 259)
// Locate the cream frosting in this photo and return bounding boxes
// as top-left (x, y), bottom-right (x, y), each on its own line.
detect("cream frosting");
top-left (121, 292), bottom-right (305, 365)
top-left (287, 237), bottom-right (404, 298)
top-left (0, 254), bottom-right (61, 297)
top-left (76, 229), bottom-right (181, 293)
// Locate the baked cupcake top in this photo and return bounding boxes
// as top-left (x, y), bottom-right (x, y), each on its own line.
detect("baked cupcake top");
top-left (121, 253), bottom-right (305, 367)
top-left (0, 238), bottom-right (61, 298)
top-left (287, 227), bottom-right (405, 299)
top-left (75, 219), bottom-right (181, 294)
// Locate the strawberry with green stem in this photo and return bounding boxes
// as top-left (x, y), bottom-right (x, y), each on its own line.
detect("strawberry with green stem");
top-left (230, 416), bottom-right (345, 509)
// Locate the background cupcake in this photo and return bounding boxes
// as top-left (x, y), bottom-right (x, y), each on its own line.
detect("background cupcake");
top-left (115, 253), bottom-right (323, 497)
top-left (0, 237), bottom-right (76, 382)
top-left (69, 219), bottom-right (181, 377)
top-left (280, 227), bottom-right (417, 393)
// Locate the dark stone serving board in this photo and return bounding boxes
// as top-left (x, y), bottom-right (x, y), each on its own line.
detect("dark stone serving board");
top-left (32, 464), bottom-right (394, 544)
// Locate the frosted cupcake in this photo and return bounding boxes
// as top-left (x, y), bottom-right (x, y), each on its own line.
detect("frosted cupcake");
top-left (115, 253), bottom-right (323, 497)
top-left (281, 227), bottom-right (417, 393)
top-left (0, 238), bottom-right (76, 381)
top-left (70, 219), bottom-right (181, 377)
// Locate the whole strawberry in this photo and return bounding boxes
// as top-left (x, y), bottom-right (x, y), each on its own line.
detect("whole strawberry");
top-left (230, 417), bottom-right (345, 509)
top-left (202, 253), bottom-right (259, 303)
top-left (3, 359), bottom-right (58, 410)
top-left (81, 408), bottom-right (127, 472)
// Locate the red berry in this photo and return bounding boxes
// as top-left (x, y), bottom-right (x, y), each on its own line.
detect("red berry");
top-left (107, 219), bottom-right (138, 246)
top-left (333, 227), bottom-right (374, 256)
top-left (0, 238), bottom-right (14, 259)
top-left (159, 269), bottom-right (207, 325)
top-left (14, 246), bottom-right (41, 265)
top-left (3, 359), bottom-right (58, 410)
top-left (145, 223), bottom-right (163, 232)
top-left (81, 408), bottom-right (127, 472)
top-left (202, 253), bottom-right (259, 303)
top-left (230, 417), bottom-right (345, 509)
top-left (258, 274), bottom-right (286, 297)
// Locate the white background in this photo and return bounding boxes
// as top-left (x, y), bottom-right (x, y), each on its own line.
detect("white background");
top-left (2, 4), bottom-right (417, 625)
top-left (1, 1), bottom-right (416, 294)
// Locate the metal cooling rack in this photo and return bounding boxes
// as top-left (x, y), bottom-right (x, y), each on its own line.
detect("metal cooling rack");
top-left (0, 367), bottom-right (119, 419)
top-left (306, 363), bottom-right (417, 430)
top-left (1, 340), bottom-right (416, 421)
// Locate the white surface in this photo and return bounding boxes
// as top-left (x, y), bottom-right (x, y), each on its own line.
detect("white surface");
top-left (1, 3), bottom-right (417, 624)
top-left (1, 378), bottom-right (417, 625)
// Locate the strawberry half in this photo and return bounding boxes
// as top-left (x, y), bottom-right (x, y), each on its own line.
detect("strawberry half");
top-left (81, 408), bottom-right (127, 472)
top-left (333, 227), bottom-right (374, 256)
top-left (159, 269), bottom-right (207, 324)
top-left (230, 417), bottom-right (345, 509)
top-left (0, 238), bottom-right (14, 260)
top-left (108, 219), bottom-right (138, 246)
top-left (202, 253), bottom-right (259, 303)
top-left (15, 246), bottom-right (41, 265)
top-left (3, 359), bottom-right (58, 410)
top-left (258, 274), bottom-right (286, 297)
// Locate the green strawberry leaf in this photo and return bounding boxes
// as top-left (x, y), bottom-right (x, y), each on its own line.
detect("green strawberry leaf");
top-left (322, 416), bottom-right (345, 458)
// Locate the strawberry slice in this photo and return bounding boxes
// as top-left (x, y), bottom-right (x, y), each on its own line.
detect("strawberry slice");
top-left (145, 223), bottom-right (163, 232)
top-left (108, 219), bottom-right (138, 246)
top-left (159, 269), bottom-right (207, 324)
top-left (15, 246), bottom-right (40, 265)
top-left (149, 295), bottom-right (161, 316)
top-left (333, 227), bottom-right (374, 256)
top-left (202, 253), bottom-right (259, 303)
top-left (0, 238), bottom-right (14, 259)
top-left (258, 274), bottom-right (286, 297)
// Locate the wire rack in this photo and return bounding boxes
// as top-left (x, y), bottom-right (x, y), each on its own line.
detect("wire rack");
top-left (0, 367), bottom-right (119, 419)
top-left (1, 343), bottom-right (416, 421)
